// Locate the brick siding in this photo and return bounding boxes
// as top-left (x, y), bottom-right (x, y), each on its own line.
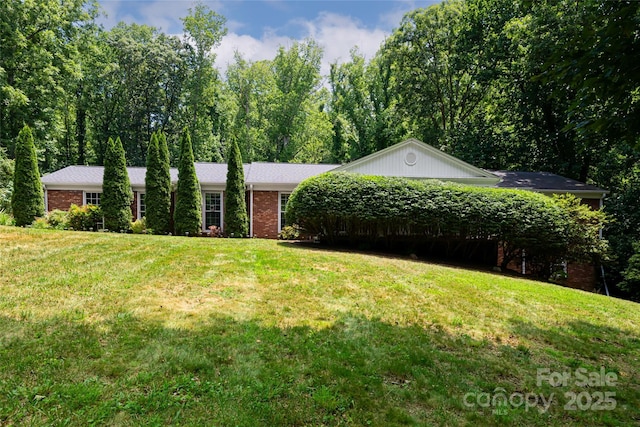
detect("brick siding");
top-left (252, 191), bottom-right (279, 238)
top-left (47, 189), bottom-right (139, 222)
top-left (47, 190), bottom-right (83, 211)
top-left (558, 263), bottom-right (598, 292)
top-left (497, 244), bottom-right (598, 292)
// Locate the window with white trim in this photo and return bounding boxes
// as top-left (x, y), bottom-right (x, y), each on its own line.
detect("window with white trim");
top-left (204, 192), bottom-right (222, 229)
top-left (83, 192), bottom-right (103, 230)
top-left (279, 193), bottom-right (290, 231)
top-left (85, 192), bottom-right (101, 206)
top-left (139, 193), bottom-right (146, 219)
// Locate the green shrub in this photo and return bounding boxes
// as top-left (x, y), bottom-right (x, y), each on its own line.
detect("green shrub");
top-left (68, 204), bottom-right (103, 231)
top-left (30, 210), bottom-right (70, 230)
top-left (0, 210), bottom-right (14, 226)
top-left (278, 225), bottom-right (301, 240)
top-left (131, 217), bottom-right (147, 234)
top-left (287, 173), bottom-right (605, 279)
top-left (31, 217), bottom-right (50, 229)
top-left (620, 242), bottom-right (640, 300)
top-left (45, 209), bottom-right (69, 230)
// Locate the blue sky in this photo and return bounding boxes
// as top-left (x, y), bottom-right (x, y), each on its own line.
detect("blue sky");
top-left (96, 0), bottom-right (442, 76)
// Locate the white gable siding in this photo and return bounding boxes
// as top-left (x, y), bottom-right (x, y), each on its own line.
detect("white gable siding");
top-left (342, 143), bottom-right (479, 178)
top-left (335, 139), bottom-right (500, 186)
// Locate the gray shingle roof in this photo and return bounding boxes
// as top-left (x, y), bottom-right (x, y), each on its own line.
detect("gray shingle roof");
top-left (41, 165), bottom-right (606, 195)
top-left (41, 166), bottom-right (177, 187)
top-left (245, 162), bottom-right (338, 184)
top-left (41, 163), bottom-right (338, 187)
top-left (491, 171), bottom-right (607, 193)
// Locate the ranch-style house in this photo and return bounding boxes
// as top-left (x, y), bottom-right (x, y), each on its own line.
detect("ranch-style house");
top-left (41, 139), bottom-right (608, 290)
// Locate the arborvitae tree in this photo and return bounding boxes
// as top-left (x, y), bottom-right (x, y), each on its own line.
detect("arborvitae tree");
top-left (145, 132), bottom-right (172, 234)
top-left (11, 125), bottom-right (44, 226)
top-left (158, 132), bottom-right (170, 171)
top-left (102, 136), bottom-right (133, 231)
top-left (158, 132), bottom-right (172, 232)
top-left (174, 129), bottom-right (202, 235)
top-left (224, 138), bottom-right (248, 237)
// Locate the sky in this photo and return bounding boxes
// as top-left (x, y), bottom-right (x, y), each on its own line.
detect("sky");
top-left (96, 0), bottom-right (442, 77)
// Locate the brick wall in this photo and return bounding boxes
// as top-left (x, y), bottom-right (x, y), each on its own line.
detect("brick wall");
top-left (47, 189), bottom-right (140, 221)
top-left (47, 190), bottom-right (83, 211)
top-left (252, 191), bottom-right (279, 238)
top-left (558, 263), bottom-right (598, 292)
top-left (496, 244), bottom-right (598, 292)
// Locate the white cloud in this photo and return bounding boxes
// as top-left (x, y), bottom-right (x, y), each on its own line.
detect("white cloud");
top-left (214, 30), bottom-right (293, 73)
top-left (214, 12), bottom-right (389, 79)
top-left (96, 0), bottom-right (226, 34)
top-left (138, 1), bottom-right (189, 33)
top-left (379, 0), bottom-right (441, 30)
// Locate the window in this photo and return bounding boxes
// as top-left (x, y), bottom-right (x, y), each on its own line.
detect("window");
top-left (83, 192), bottom-right (103, 230)
top-left (279, 193), bottom-right (290, 231)
top-left (204, 192), bottom-right (222, 229)
top-left (85, 192), bottom-right (101, 206)
top-left (139, 193), bottom-right (146, 219)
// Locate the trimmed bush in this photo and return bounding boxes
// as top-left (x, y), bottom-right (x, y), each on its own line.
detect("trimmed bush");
top-left (11, 125), bottom-right (44, 226)
top-left (174, 129), bottom-right (202, 236)
top-left (278, 225), bottom-right (301, 240)
top-left (287, 173), bottom-right (604, 279)
top-left (68, 204), bottom-right (102, 231)
top-left (102, 137), bottom-right (133, 232)
top-left (224, 138), bottom-right (248, 237)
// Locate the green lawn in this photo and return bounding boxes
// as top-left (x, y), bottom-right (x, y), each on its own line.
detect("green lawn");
top-left (0, 226), bottom-right (638, 426)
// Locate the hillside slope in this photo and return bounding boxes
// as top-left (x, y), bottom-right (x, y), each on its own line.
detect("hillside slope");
top-left (0, 227), bottom-right (638, 426)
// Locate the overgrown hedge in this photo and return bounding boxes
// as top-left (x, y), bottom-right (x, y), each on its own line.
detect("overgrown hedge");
top-left (286, 173), bottom-right (606, 278)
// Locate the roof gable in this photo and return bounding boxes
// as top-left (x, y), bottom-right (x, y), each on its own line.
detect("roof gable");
top-left (333, 139), bottom-right (499, 184)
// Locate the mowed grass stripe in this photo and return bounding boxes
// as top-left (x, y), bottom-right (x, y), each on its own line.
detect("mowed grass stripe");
top-left (0, 226), bottom-right (638, 426)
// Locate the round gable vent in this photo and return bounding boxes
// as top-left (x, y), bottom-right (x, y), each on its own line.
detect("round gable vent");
top-left (405, 151), bottom-right (417, 166)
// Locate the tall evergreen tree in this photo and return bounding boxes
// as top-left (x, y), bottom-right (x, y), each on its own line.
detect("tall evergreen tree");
top-left (145, 132), bottom-right (172, 234)
top-left (11, 125), bottom-right (44, 226)
top-left (224, 138), bottom-right (248, 237)
top-left (102, 136), bottom-right (133, 231)
top-left (158, 132), bottom-right (170, 171)
top-left (174, 129), bottom-right (202, 235)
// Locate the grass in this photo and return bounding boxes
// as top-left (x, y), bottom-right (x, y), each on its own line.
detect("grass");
top-left (0, 226), bottom-right (639, 426)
